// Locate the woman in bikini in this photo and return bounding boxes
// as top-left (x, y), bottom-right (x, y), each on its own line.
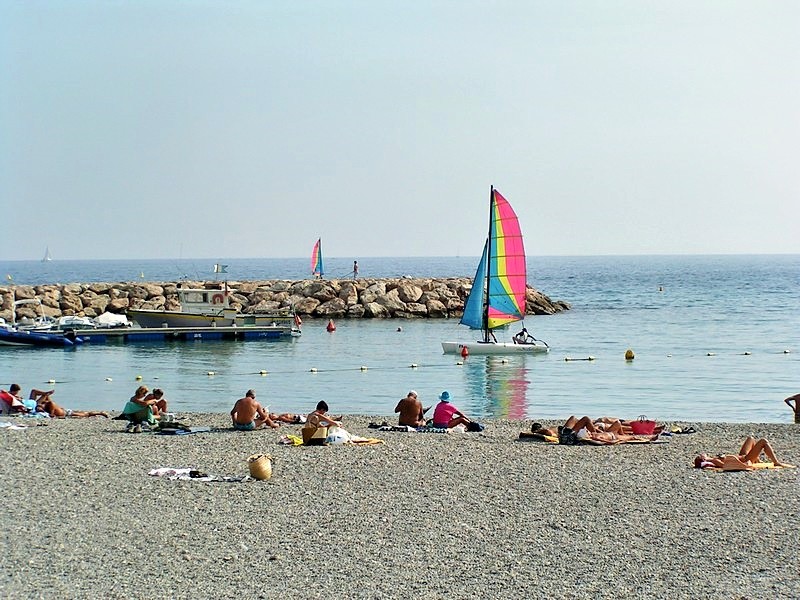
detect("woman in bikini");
top-left (694, 437), bottom-right (786, 469)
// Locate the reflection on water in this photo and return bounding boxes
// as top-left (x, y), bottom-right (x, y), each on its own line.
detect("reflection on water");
top-left (463, 356), bottom-right (530, 420)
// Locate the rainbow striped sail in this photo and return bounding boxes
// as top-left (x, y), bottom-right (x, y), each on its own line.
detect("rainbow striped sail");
top-left (460, 188), bottom-right (527, 337)
top-left (310, 238), bottom-right (324, 277)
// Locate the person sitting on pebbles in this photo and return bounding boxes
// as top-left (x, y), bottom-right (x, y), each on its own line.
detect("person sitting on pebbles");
top-left (432, 391), bottom-right (471, 429)
top-left (119, 385), bottom-right (160, 432)
top-left (142, 388), bottom-right (168, 418)
top-left (394, 390), bottom-right (430, 428)
top-left (36, 392), bottom-right (109, 419)
top-left (694, 437), bottom-right (790, 470)
top-left (305, 401), bottom-right (342, 429)
top-left (230, 389), bottom-right (277, 431)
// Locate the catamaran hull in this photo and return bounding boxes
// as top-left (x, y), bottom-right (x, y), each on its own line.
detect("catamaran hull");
top-left (441, 341), bottom-right (548, 355)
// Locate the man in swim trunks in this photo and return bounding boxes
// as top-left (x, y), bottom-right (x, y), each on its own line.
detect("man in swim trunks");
top-left (394, 390), bottom-right (430, 427)
top-left (230, 390), bottom-right (277, 430)
top-left (36, 393), bottom-right (109, 418)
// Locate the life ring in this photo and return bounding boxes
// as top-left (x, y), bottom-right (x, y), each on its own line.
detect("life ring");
top-left (211, 293), bottom-right (224, 305)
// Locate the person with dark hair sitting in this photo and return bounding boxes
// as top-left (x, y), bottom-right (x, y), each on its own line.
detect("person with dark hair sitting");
top-left (306, 401), bottom-right (341, 429)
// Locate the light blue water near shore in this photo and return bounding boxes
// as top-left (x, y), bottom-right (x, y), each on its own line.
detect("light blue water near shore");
top-left (1, 255), bottom-right (798, 423)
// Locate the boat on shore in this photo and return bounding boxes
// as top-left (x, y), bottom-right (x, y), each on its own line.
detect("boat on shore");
top-left (442, 186), bottom-right (549, 355)
top-left (126, 284), bottom-right (301, 336)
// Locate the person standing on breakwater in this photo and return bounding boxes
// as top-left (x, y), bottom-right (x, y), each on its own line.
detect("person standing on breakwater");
top-left (352, 260), bottom-right (359, 279)
top-left (230, 389), bottom-right (277, 430)
top-left (784, 393), bottom-right (800, 423)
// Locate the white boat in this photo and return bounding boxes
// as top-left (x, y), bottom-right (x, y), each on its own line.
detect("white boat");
top-left (127, 284), bottom-right (301, 336)
top-left (12, 299), bottom-right (57, 332)
top-left (42, 246), bottom-right (52, 262)
top-left (53, 315), bottom-right (99, 331)
top-left (442, 187), bottom-right (549, 355)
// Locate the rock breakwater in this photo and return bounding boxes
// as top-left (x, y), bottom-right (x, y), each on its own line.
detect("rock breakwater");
top-left (0, 278), bottom-right (569, 322)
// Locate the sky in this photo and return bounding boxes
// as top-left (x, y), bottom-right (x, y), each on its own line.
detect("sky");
top-left (1, 1), bottom-right (798, 260)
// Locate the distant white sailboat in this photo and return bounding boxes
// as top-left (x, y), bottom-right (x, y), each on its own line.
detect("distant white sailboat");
top-left (42, 247), bottom-right (52, 262)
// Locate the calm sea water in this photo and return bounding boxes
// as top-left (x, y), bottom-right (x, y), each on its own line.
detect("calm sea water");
top-left (2, 255), bottom-right (798, 423)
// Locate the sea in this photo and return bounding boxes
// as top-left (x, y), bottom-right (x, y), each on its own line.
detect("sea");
top-left (1, 255), bottom-right (798, 423)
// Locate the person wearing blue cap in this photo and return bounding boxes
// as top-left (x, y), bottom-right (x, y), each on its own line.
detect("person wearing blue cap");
top-left (432, 391), bottom-right (471, 429)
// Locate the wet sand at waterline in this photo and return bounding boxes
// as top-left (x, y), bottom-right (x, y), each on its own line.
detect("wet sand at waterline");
top-left (2, 416), bottom-right (798, 599)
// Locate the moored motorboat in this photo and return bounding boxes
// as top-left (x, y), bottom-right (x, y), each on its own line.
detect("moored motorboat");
top-left (126, 284), bottom-right (300, 336)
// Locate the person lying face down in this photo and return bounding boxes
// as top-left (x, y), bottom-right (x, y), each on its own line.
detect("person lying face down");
top-left (230, 389), bottom-right (277, 431)
top-left (694, 437), bottom-right (787, 469)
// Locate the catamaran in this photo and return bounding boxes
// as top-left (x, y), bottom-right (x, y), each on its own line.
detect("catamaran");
top-left (441, 186), bottom-right (549, 355)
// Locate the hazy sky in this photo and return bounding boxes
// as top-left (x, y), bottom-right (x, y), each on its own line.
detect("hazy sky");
top-left (2, 1), bottom-right (798, 260)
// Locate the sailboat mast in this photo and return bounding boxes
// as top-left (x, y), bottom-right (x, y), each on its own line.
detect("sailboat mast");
top-left (483, 186), bottom-right (494, 343)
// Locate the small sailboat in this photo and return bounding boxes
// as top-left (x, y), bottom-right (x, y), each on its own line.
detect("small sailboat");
top-left (442, 186), bottom-right (548, 355)
top-left (42, 247), bottom-right (52, 262)
top-left (311, 238), bottom-right (324, 278)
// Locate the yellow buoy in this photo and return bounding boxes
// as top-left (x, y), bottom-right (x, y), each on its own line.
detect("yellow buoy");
top-left (207, 371), bottom-right (215, 376)
top-left (360, 366), bottom-right (368, 371)
top-left (259, 370), bottom-right (268, 376)
top-left (135, 375), bottom-right (143, 380)
top-left (310, 368), bottom-right (318, 373)
top-left (48, 379), bottom-right (56, 384)
top-left (625, 349), bottom-right (635, 361)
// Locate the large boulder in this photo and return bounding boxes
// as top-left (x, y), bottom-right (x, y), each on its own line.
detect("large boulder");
top-left (363, 302), bottom-right (390, 318)
top-left (360, 282), bottom-right (386, 305)
top-left (12, 285), bottom-right (36, 300)
top-left (293, 297), bottom-right (320, 315)
top-left (108, 298), bottom-right (130, 313)
top-left (375, 289), bottom-right (406, 313)
top-left (396, 283), bottom-right (423, 303)
top-left (60, 295), bottom-right (83, 313)
top-left (315, 298), bottom-right (347, 317)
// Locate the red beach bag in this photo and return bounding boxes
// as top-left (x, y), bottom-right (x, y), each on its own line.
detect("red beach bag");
top-left (630, 415), bottom-right (656, 435)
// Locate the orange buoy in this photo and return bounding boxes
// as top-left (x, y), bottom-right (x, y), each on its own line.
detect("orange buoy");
top-left (326, 319), bottom-right (336, 332)
top-left (460, 345), bottom-right (469, 358)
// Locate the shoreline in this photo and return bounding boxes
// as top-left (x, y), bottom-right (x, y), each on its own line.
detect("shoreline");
top-left (2, 415), bottom-right (797, 599)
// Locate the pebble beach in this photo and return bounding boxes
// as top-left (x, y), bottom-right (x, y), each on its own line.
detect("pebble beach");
top-left (2, 416), bottom-right (798, 599)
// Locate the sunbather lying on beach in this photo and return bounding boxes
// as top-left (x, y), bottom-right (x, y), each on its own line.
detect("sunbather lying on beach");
top-left (230, 390), bottom-right (277, 430)
top-left (36, 393), bottom-right (109, 418)
top-left (269, 412), bottom-right (306, 425)
top-left (561, 415), bottom-right (660, 444)
top-left (694, 437), bottom-right (788, 469)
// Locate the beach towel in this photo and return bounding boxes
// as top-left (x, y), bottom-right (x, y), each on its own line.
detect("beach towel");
top-left (703, 460), bottom-right (796, 473)
top-left (518, 432), bottom-right (558, 443)
top-left (378, 425), bottom-right (417, 432)
top-left (348, 436), bottom-right (385, 446)
top-left (279, 434), bottom-right (304, 446)
top-left (148, 467), bottom-right (253, 483)
top-left (155, 426), bottom-right (211, 435)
